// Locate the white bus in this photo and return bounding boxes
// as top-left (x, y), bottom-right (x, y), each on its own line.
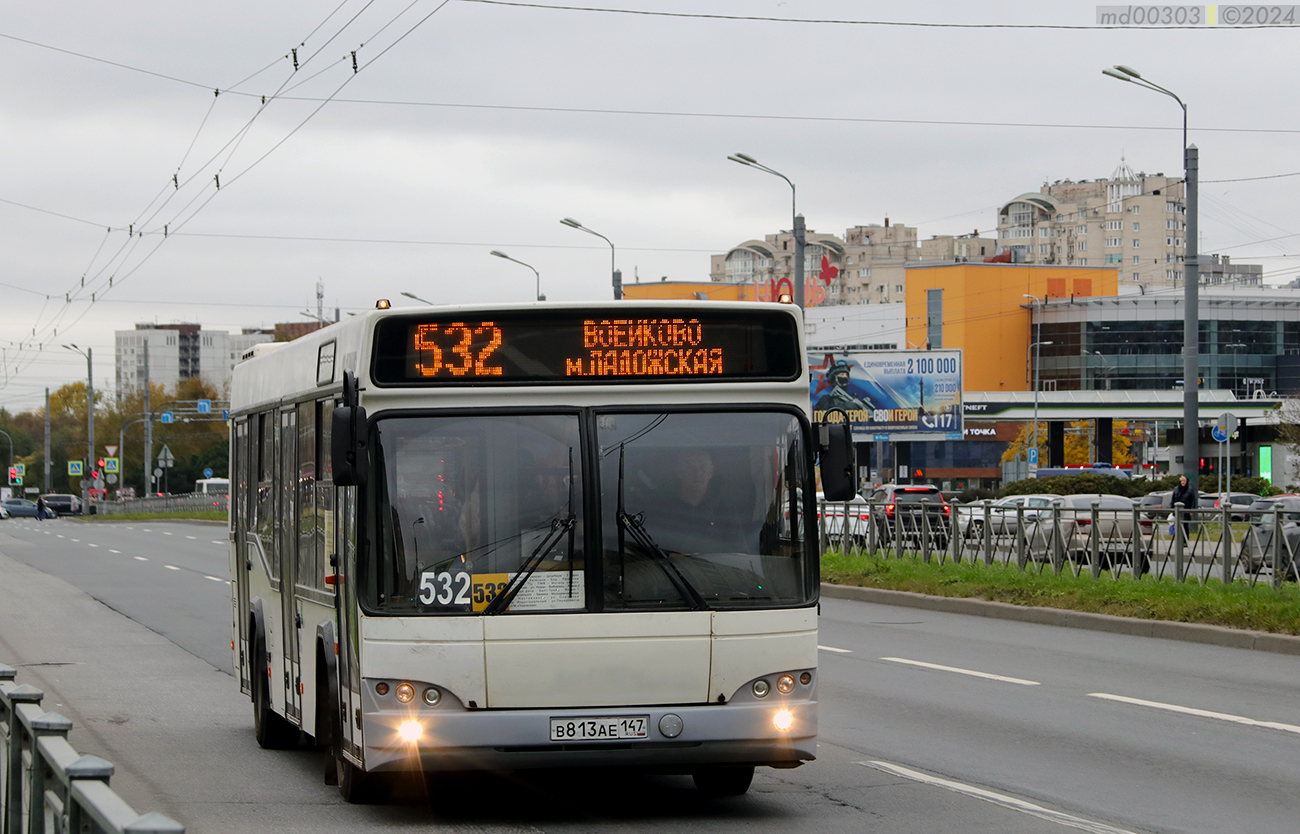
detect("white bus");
top-left (228, 300), bottom-right (855, 801)
top-left (195, 477), bottom-right (230, 495)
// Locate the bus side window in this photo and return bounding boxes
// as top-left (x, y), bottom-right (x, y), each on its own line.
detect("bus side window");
top-left (258, 411), bottom-right (278, 579)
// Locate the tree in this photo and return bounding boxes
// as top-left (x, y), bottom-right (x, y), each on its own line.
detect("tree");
top-left (1002, 421), bottom-right (1134, 466)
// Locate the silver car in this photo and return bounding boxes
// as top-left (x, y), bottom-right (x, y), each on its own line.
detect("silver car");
top-left (1023, 494), bottom-right (1155, 567)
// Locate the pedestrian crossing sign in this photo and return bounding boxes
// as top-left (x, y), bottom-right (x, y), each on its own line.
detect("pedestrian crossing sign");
top-left (104, 457), bottom-right (120, 474)
top-left (68, 461), bottom-right (83, 476)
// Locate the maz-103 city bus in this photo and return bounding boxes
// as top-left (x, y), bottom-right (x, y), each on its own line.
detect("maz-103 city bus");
top-left (227, 299), bottom-right (855, 801)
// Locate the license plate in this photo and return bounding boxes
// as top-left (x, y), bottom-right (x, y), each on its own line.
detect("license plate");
top-left (550, 715), bottom-right (649, 741)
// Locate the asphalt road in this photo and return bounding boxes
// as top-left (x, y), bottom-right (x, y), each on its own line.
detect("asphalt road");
top-left (2, 515), bottom-right (1299, 834)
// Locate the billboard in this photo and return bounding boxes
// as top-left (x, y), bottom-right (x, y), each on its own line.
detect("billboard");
top-left (809, 350), bottom-right (963, 440)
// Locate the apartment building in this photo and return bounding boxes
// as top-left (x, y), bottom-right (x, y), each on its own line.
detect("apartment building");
top-left (115, 324), bottom-right (274, 398)
top-left (996, 158), bottom-right (1188, 288)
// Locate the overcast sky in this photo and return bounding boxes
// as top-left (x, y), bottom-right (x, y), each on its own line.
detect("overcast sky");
top-left (2, 1), bottom-right (1297, 410)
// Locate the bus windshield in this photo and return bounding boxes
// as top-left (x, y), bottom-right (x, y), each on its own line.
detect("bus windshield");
top-left (598, 410), bottom-right (811, 610)
top-left (364, 409), bottom-right (812, 614)
top-left (368, 413), bottom-right (585, 615)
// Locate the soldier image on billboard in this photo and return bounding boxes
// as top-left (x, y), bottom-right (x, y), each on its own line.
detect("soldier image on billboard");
top-left (814, 360), bottom-right (869, 413)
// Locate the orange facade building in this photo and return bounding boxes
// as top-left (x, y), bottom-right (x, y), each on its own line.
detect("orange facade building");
top-left (903, 263), bottom-right (1119, 393)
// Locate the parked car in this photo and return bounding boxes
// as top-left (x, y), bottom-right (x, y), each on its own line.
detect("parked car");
top-left (1239, 496), bottom-right (1300, 575)
top-left (43, 493), bottom-right (82, 516)
top-left (959, 494), bottom-right (1057, 537)
top-left (1138, 491), bottom-right (1172, 520)
top-left (1022, 494), bottom-right (1154, 568)
top-left (0, 502), bottom-right (9, 520)
top-left (867, 484), bottom-right (952, 548)
top-left (2, 498), bottom-right (53, 518)
top-left (818, 494), bottom-right (870, 546)
top-left (1211, 492), bottom-right (1261, 522)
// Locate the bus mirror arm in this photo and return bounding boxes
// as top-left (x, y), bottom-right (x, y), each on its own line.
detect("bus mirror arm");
top-left (331, 405), bottom-right (368, 487)
top-left (817, 409), bottom-right (857, 502)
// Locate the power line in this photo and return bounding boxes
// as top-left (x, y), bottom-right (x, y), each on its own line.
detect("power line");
top-left (457, 0), bottom-right (1300, 30)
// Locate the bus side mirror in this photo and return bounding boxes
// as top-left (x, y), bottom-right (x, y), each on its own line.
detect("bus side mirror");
top-left (817, 410), bottom-right (857, 502)
top-left (332, 405), bottom-right (368, 487)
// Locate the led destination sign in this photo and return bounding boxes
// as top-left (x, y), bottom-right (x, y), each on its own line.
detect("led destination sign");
top-left (371, 309), bottom-right (801, 385)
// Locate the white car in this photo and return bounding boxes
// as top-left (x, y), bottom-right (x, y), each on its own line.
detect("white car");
top-left (958, 494), bottom-right (1057, 537)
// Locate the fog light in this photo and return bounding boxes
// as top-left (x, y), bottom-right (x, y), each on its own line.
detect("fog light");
top-left (375, 682), bottom-right (389, 696)
top-left (773, 709), bottom-right (793, 732)
top-left (397, 720), bottom-right (423, 742)
top-left (752, 679), bottom-right (770, 697)
top-left (423, 687), bottom-right (441, 706)
top-left (777, 674), bottom-right (795, 694)
top-left (800, 672), bottom-right (812, 685)
top-left (395, 683), bottom-right (415, 703)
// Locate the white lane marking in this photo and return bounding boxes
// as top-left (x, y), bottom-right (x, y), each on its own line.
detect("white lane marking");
top-left (818, 645), bottom-right (853, 653)
top-left (109, 549), bottom-right (121, 554)
top-left (141, 528), bottom-right (151, 532)
top-left (881, 657), bottom-right (1039, 686)
top-left (162, 532), bottom-right (173, 536)
top-left (861, 761), bottom-right (1141, 834)
top-left (87, 543), bottom-right (98, 548)
top-left (186, 535), bottom-right (197, 540)
top-left (1089, 693), bottom-right (1300, 736)
top-left (57, 534), bottom-right (65, 539)
top-left (165, 565), bottom-right (179, 571)
top-left (134, 556), bottom-right (148, 562)
top-left (71, 538), bottom-right (80, 542)
top-left (205, 575), bottom-right (224, 582)
top-left (211, 540), bottom-right (224, 545)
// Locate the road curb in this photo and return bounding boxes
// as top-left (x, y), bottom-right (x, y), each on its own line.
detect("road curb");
top-left (821, 583), bottom-right (1300, 656)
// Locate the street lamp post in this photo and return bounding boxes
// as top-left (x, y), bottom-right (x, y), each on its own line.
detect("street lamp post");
top-left (1083, 350), bottom-right (1111, 390)
top-left (1027, 339), bottom-right (1054, 469)
top-left (1226, 343), bottom-right (1245, 396)
top-left (560, 218), bottom-right (619, 300)
top-left (490, 250), bottom-right (545, 301)
top-left (400, 291), bottom-right (433, 305)
top-left (62, 344), bottom-right (94, 511)
top-left (728, 153), bottom-right (804, 308)
top-left (1104, 64), bottom-right (1199, 492)
top-left (1023, 294), bottom-right (1048, 467)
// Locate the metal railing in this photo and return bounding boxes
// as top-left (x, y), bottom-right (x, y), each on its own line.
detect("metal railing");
top-left (96, 494), bottom-right (228, 516)
top-left (0, 663), bottom-right (183, 834)
top-left (818, 499), bottom-right (1296, 588)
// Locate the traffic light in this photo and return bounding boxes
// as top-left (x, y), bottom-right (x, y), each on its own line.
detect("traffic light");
top-left (97, 458), bottom-right (105, 469)
top-left (7, 467), bottom-right (20, 486)
top-left (90, 471), bottom-right (101, 481)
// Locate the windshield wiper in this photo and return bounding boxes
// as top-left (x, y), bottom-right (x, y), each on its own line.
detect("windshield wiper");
top-left (484, 448), bottom-right (577, 615)
top-left (616, 444), bottom-right (710, 611)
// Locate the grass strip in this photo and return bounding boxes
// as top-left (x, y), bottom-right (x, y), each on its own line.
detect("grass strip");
top-left (87, 511), bottom-right (228, 522)
top-left (822, 549), bottom-right (1300, 636)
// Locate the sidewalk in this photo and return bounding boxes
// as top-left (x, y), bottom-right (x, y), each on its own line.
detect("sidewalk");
top-left (821, 582), bottom-right (1300, 656)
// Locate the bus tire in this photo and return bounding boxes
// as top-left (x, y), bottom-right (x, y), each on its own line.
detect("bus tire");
top-left (692, 765), bottom-right (754, 797)
top-left (253, 636), bottom-right (297, 750)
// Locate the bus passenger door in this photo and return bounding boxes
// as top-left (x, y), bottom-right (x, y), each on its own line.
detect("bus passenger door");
top-left (335, 484), bottom-right (363, 760)
top-left (279, 408), bottom-right (302, 723)
top-left (233, 419), bottom-right (252, 693)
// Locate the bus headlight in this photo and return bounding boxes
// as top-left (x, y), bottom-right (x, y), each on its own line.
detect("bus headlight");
top-left (395, 683), bottom-right (416, 703)
top-left (776, 674), bottom-right (795, 694)
top-left (773, 710), bottom-right (793, 732)
top-left (397, 720), bottom-right (423, 742)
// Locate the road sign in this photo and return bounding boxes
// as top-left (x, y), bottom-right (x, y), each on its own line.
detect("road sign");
top-left (1211, 426), bottom-right (1229, 443)
top-left (13, 463), bottom-right (24, 476)
top-left (222, 409), bottom-right (229, 421)
top-left (203, 467), bottom-right (213, 478)
top-left (1028, 462), bottom-right (1038, 476)
top-left (1027, 448), bottom-right (1039, 465)
top-left (153, 468), bottom-right (162, 478)
top-left (68, 461), bottom-right (83, 476)
top-left (158, 445), bottom-right (175, 468)
top-left (1217, 412), bottom-right (1238, 435)
top-left (160, 411), bottom-right (174, 424)
top-left (197, 399), bottom-right (212, 414)
top-left (107, 474), bottom-right (118, 485)
top-left (105, 445), bottom-right (118, 456)
top-left (103, 457), bottom-right (120, 474)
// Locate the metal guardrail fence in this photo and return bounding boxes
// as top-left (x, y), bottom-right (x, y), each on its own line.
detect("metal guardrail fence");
top-left (96, 495), bottom-right (228, 516)
top-left (0, 663), bottom-right (183, 834)
top-left (818, 499), bottom-right (1297, 588)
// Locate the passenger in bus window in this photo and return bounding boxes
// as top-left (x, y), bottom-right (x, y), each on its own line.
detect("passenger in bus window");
top-left (656, 448), bottom-right (748, 555)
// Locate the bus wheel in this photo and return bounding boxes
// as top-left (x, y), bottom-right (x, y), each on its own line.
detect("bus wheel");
top-left (692, 766), bottom-right (754, 797)
top-left (253, 637), bottom-right (297, 750)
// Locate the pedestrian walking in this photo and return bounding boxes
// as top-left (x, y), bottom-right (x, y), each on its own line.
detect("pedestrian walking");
top-left (1171, 474), bottom-right (1198, 537)
top-left (35, 495), bottom-right (48, 521)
